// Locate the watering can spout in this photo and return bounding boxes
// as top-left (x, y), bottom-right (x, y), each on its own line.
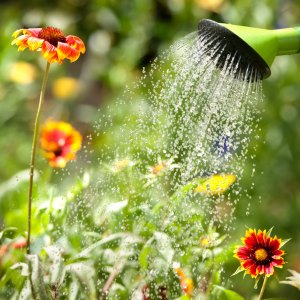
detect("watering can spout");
top-left (198, 19), bottom-right (300, 81)
top-left (223, 23), bottom-right (300, 66)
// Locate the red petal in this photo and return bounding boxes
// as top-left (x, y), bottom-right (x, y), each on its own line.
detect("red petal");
top-left (66, 47), bottom-right (80, 63)
top-left (66, 35), bottom-right (86, 53)
top-left (272, 249), bottom-right (284, 258)
top-left (236, 247), bottom-right (251, 259)
top-left (242, 259), bottom-right (255, 269)
top-left (42, 41), bottom-right (58, 63)
top-left (244, 235), bottom-right (257, 249)
top-left (25, 28), bottom-right (42, 37)
top-left (269, 238), bottom-right (281, 251)
top-left (249, 264), bottom-right (258, 277)
top-left (257, 230), bottom-right (266, 245)
top-left (264, 265), bottom-right (274, 276)
top-left (57, 42), bottom-right (72, 61)
top-left (271, 258), bottom-right (284, 267)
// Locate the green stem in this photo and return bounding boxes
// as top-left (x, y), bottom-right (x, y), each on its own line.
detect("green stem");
top-left (26, 61), bottom-right (50, 255)
top-left (26, 62), bottom-right (50, 300)
top-left (99, 259), bottom-right (124, 300)
top-left (258, 276), bottom-right (268, 300)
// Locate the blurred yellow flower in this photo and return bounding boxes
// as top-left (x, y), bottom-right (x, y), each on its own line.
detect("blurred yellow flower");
top-left (194, 174), bottom-right (236, 195)
top-left (110, 158), bottom-right (135, 173)
top-left (194, 0), bottom-right (225, 13)
top-left (148, 157), bottom-right (179, 178)
top-left (9, 61), bottom-right (37, 84)
top-left (199, 236), bottom-right (210, 247)
top-left (52, 77), bottom-right (81, 100)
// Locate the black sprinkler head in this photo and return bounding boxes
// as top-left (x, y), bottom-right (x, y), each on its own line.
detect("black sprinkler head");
top-left (198, 19), bottom-right (271, 81)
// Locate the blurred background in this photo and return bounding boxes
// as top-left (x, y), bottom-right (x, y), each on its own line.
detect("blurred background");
top-left (1, 0), bottom-right (300, 298)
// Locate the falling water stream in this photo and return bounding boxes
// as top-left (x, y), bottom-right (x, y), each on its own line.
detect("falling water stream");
top-left (93, 31), bottom-right (263, 218)
top-left (78, 30), bottom-right (264, 298)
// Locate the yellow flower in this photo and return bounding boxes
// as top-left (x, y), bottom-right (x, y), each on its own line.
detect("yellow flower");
top-left (194, 0), bottom-right (225, 13)
top-left (194, 174), bottom-right (236, 195)
top-left (9, 61), bottom-right (37, 84)
top-left (111, 158), bottom-right (135, 173)
top-left (52, 77), bottom-right (81, 100)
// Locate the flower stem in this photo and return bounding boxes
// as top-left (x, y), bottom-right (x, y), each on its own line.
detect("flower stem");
top-left (26, 61), bottom-right (50, 255)
top-left (99, 260), bottom-right (124, 300)
top-left (258, 276), bottom-right (268, 300)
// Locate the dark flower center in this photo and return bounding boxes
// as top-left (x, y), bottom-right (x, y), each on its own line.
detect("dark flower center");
top-left (38, 27), bottom-right (66, 47)
top-left (54, 147), bottom-right (63, 157)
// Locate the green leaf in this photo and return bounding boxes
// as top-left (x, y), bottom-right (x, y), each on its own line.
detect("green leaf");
top-left (231, 266), bottom-right (244, 277)
top-left (0, 169), bottom-right (35, 200)
top-left (266, 227), bottom-right (274, 237)
top-left (65, 261), bottom-right (96, 300)
top-left (18, 279), bottom-right (32, 300)
top-left (179, 295), bottom-right (191, 300)
top-left (281, 238), bottom-right (291, 247)
top-left (213, 285), bottom-right (245, 300)
top-left (153, 232), bottom-right (174, 264)
top-left (139, 243), bottom-right (152, 270)
top-left (44, 245), bottom-right (66, 287)
top-left (174, 178), bottom-right (204, 198)
top-left (75, 232), bottom-right (142, 259)
top-left (10, 262), bottom-right (29, 276)
top-left (27, 254), bottom-right (50, 300)
top-left (0, 227), bottom-right (18, 241)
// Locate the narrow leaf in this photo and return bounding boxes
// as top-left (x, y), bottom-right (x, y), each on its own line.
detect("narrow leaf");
top-left (231, 266), bottom-right (244, 277)
top-left (26, 254), bottom-right (50, 300)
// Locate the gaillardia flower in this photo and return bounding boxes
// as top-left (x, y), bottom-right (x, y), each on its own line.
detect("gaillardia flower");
top-left (40, 120), bottom-right (82, 168)
top-left (234, 229), bottom-right (285, 278)
top-left (174, 264), bottom-right (194, 296)
top-left (12, 26), bottom-right (85, 64)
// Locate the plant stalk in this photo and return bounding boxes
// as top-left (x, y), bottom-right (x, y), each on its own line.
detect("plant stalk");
top-left (99, 260), bottom-right (124, 300)
top-left (26, 62), bottom-right (50, 300)
top-left (258, 276), bottom-right (268, 300)
top-left (26, 61), bottom-right (50, 255)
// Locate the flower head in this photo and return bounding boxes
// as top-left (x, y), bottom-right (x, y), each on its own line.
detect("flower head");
top-left (174, 264), bottom-right (194, 296)
top-left (40, 120), bottom-right (82, 168)
top-left (194, 173), bottom-right (236, 195)
top-left (52, 77), bottom-right (82, 100)
top-left (12, 26), bottom-right (85, 64)
top-left (234, 229), bottom-right (286, 278)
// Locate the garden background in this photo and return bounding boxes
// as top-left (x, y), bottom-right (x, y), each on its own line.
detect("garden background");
top-left (1, 0), bottom-right (300, 299)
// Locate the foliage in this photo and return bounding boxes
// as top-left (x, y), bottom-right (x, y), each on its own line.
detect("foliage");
top-left (1, 0), bottom-right (300, 299)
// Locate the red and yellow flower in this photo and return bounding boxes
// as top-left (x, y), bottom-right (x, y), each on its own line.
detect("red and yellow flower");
top-left (12, 26), bottom-right (85, 64)
top-left (40, 120), bottom-right (82, 168)
top-left (234, 229), bottom-right (285, 278)
top-left (174, 265), bottom-right (194, 296)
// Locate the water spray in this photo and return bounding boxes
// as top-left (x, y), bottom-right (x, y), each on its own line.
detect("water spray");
top-left (198, 19), bottom-right (300, 81)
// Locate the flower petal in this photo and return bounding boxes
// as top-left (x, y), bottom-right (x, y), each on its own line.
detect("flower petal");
top-left (66, 35), bottom-right (86, 53)
top-left (56, 42), bottom-right (72, 61)
top-left (41, 41), bottom-right (58, 63)
top-left (234, 228), bottom-right (287, 279)
top-left (23, 28), bottom-right (42, 37)
top-left (242, 259), bottom-right (255, 269)
top-left (27, 37), bottom-right (44, 51)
